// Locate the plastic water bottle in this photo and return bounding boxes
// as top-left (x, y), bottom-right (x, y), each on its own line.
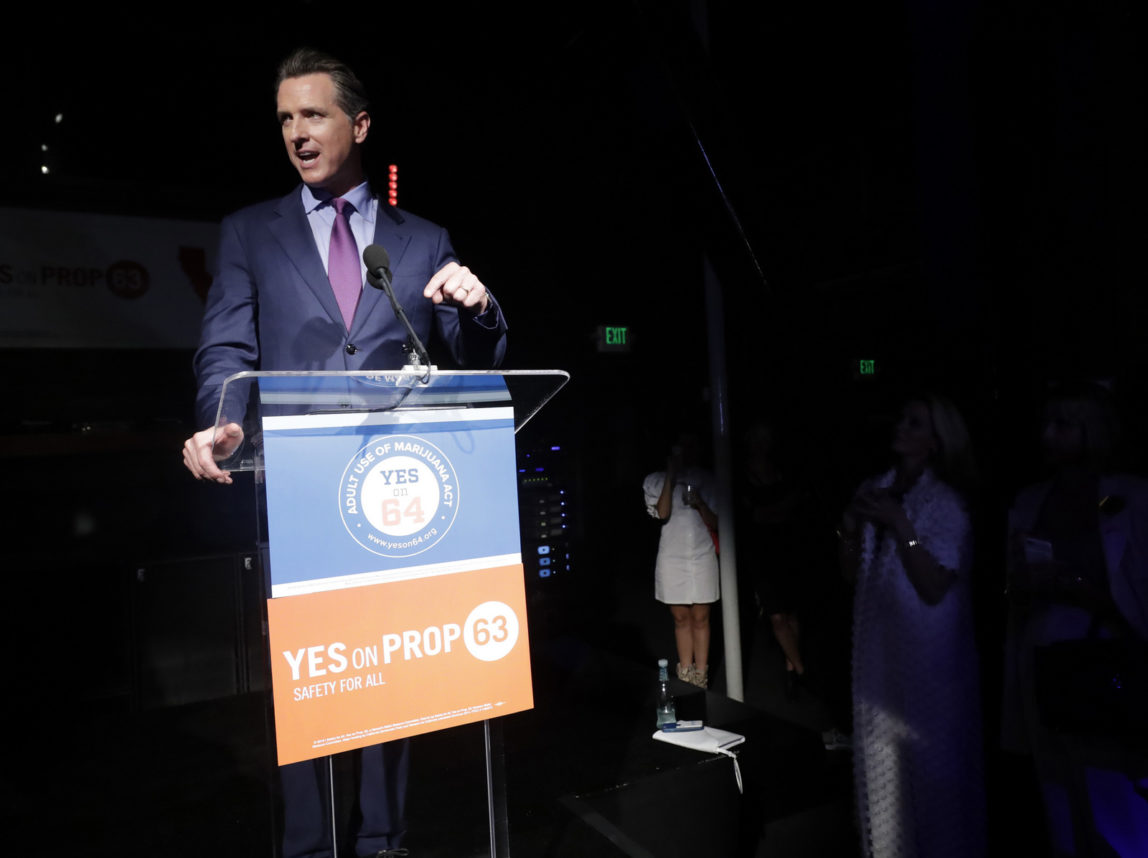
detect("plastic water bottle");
top-left (656, 658), bottom-right (677, 727)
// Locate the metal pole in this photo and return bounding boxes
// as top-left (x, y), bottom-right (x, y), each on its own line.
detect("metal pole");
top-left (704, 254), bottom-right (743, 701)
top-left (484, 719), bottom-right (510, 857)
top-left (328, 755), bottom-right (339, 858)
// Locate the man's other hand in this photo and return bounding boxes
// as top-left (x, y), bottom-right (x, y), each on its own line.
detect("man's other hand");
top-left (182, 422), bottom-right (244, 484)
top-left (423, 262), bottom-right (489, 314)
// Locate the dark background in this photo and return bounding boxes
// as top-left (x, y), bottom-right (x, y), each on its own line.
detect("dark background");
top-left (3, 0), bottom-right (1146, 851)
top-left (10, 0), bottom-right (1148, 456)
top-left (8, 0), bottom-right (1147, 568)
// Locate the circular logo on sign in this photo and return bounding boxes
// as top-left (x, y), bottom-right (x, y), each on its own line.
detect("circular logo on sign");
top-left (339, 434), bottom-right (459, 557)
top-left (463, 601), bottom-right (520, 662)
top-left (106, 260), bottom-right (149, 299)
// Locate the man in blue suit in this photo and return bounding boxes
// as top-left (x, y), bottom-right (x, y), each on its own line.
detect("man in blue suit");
top-left (182, 47), bottom-right (508, 857)
top-left (184, 46), bottom-right (507, 483)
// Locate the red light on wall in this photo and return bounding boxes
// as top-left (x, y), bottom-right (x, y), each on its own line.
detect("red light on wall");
top-left (388, 164), bottom-right (398, 207)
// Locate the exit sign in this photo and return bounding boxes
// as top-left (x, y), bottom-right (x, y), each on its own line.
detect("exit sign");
top-left (854, 358), bottom-right (878, 379)
top-left (597, 325), bottom-right (632, 353)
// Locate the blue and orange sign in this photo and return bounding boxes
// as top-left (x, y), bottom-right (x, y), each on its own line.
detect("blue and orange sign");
top-left (261, 399), bottom-right (530, 765)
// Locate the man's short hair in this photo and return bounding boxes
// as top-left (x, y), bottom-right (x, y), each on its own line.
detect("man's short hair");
top-left (276, 47), bottom-right (370, 120)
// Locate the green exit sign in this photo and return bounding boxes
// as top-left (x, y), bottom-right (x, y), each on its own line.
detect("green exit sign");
top-left (855, 358), bottom-right (878, 379)
top-left (605, 326), bottom-right (629, 345)
top-left (597, 325), bottom-right (633, 353)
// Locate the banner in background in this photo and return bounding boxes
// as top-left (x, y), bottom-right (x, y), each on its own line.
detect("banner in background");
top-left (0, 207), bottom-right (216, 348)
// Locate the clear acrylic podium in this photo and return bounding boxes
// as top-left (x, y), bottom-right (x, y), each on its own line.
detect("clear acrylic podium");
top-left (209, 368), bottom-right (569, 858)
top-left (210, 368), bottom-right (569, 474)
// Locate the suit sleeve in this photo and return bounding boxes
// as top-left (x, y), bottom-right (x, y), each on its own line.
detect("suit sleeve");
top-left (428, 227), bottom-right (508, 369)
top-left (193, 214), bottom-right (260, 428)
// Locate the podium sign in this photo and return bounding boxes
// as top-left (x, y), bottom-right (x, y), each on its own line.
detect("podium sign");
top-left (260, 394), bottom-right (532, 765)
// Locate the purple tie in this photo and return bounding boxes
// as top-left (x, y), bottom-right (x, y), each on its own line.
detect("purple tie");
top-left (328, 198), bottom-right (361, 329)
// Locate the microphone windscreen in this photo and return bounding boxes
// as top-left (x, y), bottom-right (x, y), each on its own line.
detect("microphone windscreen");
top-left (362, 243), bottom-right (390, 273)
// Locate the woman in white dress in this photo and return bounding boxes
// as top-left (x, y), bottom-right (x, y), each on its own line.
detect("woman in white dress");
top-left (644, 433), bottom-right (719, 688)
top-left (838, 395), bottom-right (985, 858)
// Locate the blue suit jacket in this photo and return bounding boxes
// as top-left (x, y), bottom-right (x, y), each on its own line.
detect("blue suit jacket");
top-left (194, 186), bottom-right (508, 426)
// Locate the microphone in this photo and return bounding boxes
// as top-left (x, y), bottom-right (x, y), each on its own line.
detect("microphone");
top-left (363, 243), bottom-right (393, 292)
top-left (361, 244), bottom-right (432, 373)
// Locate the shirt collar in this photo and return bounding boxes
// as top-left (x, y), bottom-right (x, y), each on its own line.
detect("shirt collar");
top-left (301, 181), bottom-right (374, 216)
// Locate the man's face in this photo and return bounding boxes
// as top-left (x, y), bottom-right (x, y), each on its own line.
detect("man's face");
top-left (276, 73), bottom-right (370, 196)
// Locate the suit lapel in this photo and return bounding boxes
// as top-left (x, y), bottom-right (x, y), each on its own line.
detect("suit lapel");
top-left (348, 208), bottom-right (413, 336)
top-left (269, 188), bottom-right (346, 328)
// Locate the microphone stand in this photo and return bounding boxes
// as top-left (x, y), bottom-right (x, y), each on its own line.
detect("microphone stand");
top-left (367, 270), bottom-right (434, 382)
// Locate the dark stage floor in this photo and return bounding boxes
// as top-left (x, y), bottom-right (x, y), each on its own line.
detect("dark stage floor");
top-left (10, 570), bottom-right (865, 858)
